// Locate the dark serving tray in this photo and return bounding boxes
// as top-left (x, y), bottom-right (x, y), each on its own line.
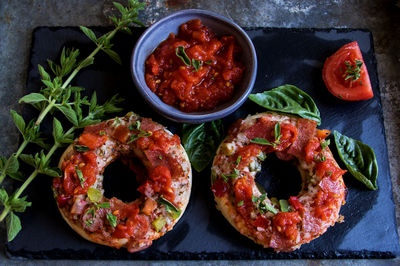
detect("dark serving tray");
top-left (5, 26), bottom-right (399, 259)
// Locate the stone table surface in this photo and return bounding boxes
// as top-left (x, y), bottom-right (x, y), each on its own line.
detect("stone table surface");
top-left (0, 0), bottom-right (399, 265)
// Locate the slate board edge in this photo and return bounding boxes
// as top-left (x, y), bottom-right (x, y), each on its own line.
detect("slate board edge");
top-left (4, 26), bottom-right (399, 260)
top-left (5, 247), bottom-right (396, 260)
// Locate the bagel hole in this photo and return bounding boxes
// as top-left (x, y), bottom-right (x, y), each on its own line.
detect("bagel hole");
top-left (102, 158), bottom-right (142, 202)
top-left (255, 154), bottom-right (302, 200)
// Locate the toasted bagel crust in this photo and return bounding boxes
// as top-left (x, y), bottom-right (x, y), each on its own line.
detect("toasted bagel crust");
top-left (54, 113), bottom-right (192, 252)
top-left (211, 112), bottom-right (346, 252)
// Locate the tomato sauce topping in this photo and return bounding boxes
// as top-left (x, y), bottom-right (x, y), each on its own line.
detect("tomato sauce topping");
top-left (62, 151), bottom-right (98, 195)
top-left (145, 19), bottom-right (245, 112)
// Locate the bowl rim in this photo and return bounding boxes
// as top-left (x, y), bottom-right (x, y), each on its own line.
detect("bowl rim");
top-left (131, 9), bottom-right (257, 123)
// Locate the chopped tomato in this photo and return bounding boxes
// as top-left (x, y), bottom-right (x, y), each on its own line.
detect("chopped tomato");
top-left (211, 178), bottom-right (228, 197)
top-left (322, 41), bottom-right (373, 101)
top-left (273, 212), bottom-right (301, 241)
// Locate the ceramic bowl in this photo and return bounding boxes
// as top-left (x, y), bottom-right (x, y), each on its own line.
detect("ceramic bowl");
top-left (131, 9), bottom-right (257, 123)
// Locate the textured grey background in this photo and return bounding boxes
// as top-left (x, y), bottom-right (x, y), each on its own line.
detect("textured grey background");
top-left (0, 0), bottom-right (399, 265)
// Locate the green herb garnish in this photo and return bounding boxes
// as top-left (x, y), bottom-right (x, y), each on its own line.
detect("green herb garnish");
top-left (182, 120), bottom-right (224, 172)
top-left (127, 120), bottom-right (152, 143)
top-left (0, 0), bottom-right (144, 241)
top-left (236, 156), bottom-right (242, 166)
top-left (237, 200), bottom-right (244, 207)
top-left (333, 130), bottom-right (378, 190)
top-left (192, 58), bottom-right (203, 71)
top-left (279, 199), bottom-right (289, 212)
top-left (252, 193), bottom-right (278, 214)
top-left (249, 84), bottom-right (321, 125)
top-left (205, 60), bottom-right (213, 65)
top-left (175, 46), bottom-right (204, 72)
top-left (250, 138), bottom-right (275, 147)
top-left (176, 46), bottom-right (191, 67)
top-left (96, 202), bottom-right (110, 209)
top-left (74, 145), bottom-right (90, 152)
top-left (344, 59), bottom-right (363, 81)
top-left (157, 196), bottom-right (181, 219)
top-left (106, 212), bottom-right (118, 228)
top-left (75, 166), bottom-right (85, 188)
top-left (274, 122), bottom-right (281, 142)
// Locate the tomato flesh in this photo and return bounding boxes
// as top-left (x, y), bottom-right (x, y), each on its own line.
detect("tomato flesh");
top-left (322, 41), bottom-right (373, 101)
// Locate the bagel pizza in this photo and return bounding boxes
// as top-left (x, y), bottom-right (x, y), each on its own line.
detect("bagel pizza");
top-left (211, 112), bottom-right (346, 252)
top-left (52, 112), bottom-right (192, 252)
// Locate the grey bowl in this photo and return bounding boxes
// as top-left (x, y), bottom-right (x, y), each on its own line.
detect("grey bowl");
top-left (131, 9), bottom-right (257, 123)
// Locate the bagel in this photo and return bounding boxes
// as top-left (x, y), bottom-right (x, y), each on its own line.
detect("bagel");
top-left (53, 112), bottom-right (192, 252)
top-left (211, 112), bottom-right (346, 252)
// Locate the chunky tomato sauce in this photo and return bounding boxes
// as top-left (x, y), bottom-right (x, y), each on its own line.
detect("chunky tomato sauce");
top-left (145, 19), bottom-right (245, 112)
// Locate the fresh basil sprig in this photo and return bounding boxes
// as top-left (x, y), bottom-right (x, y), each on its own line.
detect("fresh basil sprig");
top-left (248, 84), bottom-right (321, 125)
top-left (333, 130), bottom-right (378, 190)
top-left (182, 120), bottom-right (224, 172)
top-left (0, 0), bottom-right (144, 242)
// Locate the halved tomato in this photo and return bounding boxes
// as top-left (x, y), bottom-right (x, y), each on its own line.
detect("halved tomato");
top-left (322, 41), bottom-right (373, 101)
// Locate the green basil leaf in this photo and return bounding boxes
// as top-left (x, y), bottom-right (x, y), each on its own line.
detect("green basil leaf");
top-left (19, 93), bottom-right (47, 104)
top-left (56, 105), bottom-right (78, 126)
top-left (106, 212), bottom-right (117, 228)
top-left (274, 122), bottom-right (281, 142)
top-left (52, 117), bottom-right (63, 143)
top-left (8, 171), bottom-right (25, 182)
top-left (182, 120), bottom-right (224, 172)
top-left (96, 202), bottom-right (110, 209)
top-left (176, 46), bottom-right (191, 67)
top-left (6, 155), bottom-right (19, 174)
top-left (158, 196), bottom-right (181, 219)
top-left (89, 92), bottom-right (97, 112)
top-left (333, 130), bottom-right (378, 190)
top-left (192, 58), bottom-right (203, 71)
top-left (248, 84), bottom-right (321, 125)
top-left (250, 138), bottom-right (274, 146)
top-left (0, 188), bottom-right (9, 205)
top-left (80, 26), bottom-right (97, 43)
top-left (75, 166), bottom-right (85, 188)
top-left (6, 212), bottom-right (21, 242)
top-left (10, 110), bottom-right (26, 135)
top-left (279, 199), bottom-right (289, 212)
top-left (74, 145), bottom-right (90, 152)
top-left (103, 48), bottom-right (122, 65)
top-left (37, 64), bottom-right (51, 81)
top-left (9, 196), bottom-right (32, 212)
top-left (40, 167), bottom-right (62, 177)
top-left (19, 154), bottom-right (37, 168)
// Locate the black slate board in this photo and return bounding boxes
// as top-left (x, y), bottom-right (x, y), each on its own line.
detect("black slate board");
top-left (5, 26), bottom-right (400, 259)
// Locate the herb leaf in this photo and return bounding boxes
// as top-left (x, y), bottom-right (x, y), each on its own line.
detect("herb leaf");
top-left (75, 166), bottom-right (85, 188)
top-left (250, 138), bottom-right (274, 146)
top-left (158, 196), bottom-right (181, 219)
top-left (192, 58), bottom-right (203, 71)
top-left (344, 59), bottom-right (363, 81)
top-left (18, 93), bottom-right (47, 104)
top-left (10, 110), bottom-right (26, 135)
top-left (249, 84), bottom-right (321, 125)
top-left (279, 199), bottom-right (289, 212)
top-left (182, 120), bottom-right (224, 172)
top-left (6, 212), bottom-right (21, 242)
top-left (74, 145), bottom-right (90, 152)
top-left (333, 130), bottom-right (378, 190)
top-left (106, 212), bottom-right (117, 228)
top-left (176, 46), bottom-right (191, 67)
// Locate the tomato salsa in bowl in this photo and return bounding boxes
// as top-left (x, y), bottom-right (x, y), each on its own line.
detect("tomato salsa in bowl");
top-left (131, 9), bottom-right (257, 123)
